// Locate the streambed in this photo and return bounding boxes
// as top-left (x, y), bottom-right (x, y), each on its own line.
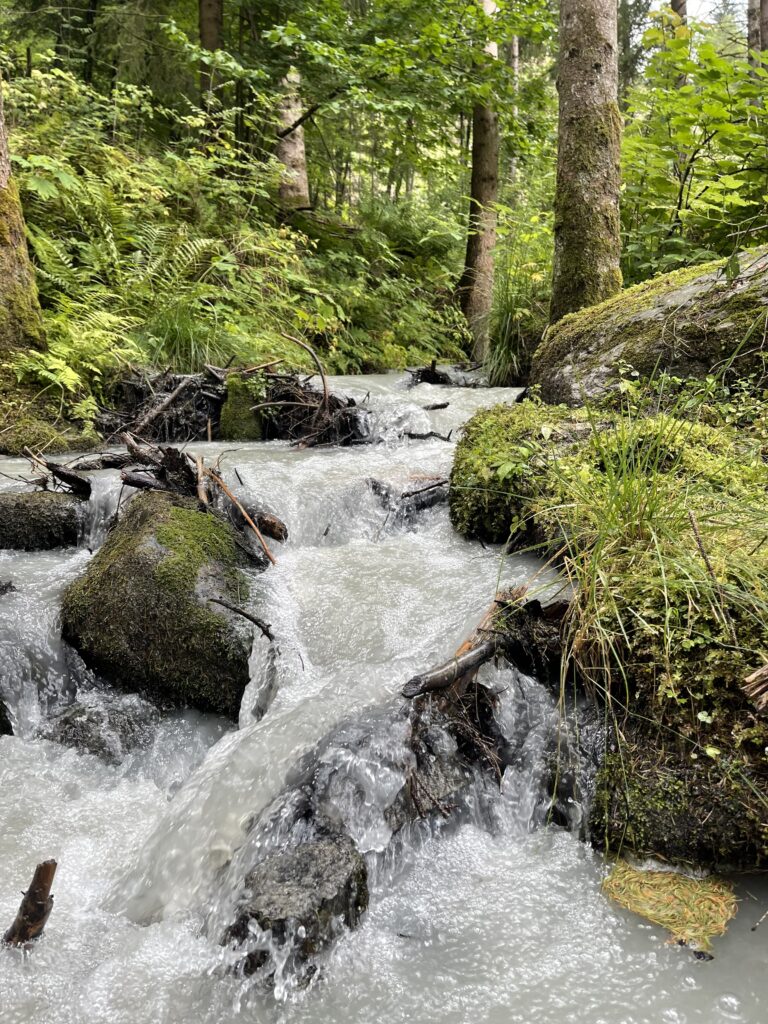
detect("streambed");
top-left (0, 373), bottom-right (765, 1023)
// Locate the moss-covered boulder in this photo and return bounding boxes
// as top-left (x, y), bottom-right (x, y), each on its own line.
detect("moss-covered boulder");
top-left (451, 400), bottom-right (768, 869)
top-left (219, 375), bottom-right (263, 441)
top-left (0, 491), bottom-right (87, 550)
top-left (61, 491), bottom-right (253, 718)
top-left (531, 248), bottom-right (768, 405)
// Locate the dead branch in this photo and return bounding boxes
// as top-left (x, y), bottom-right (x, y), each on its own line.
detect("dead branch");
top-left (206, 469), bottom-right (277, 566)
top-left (3, 860), bottom-right (57, 947)
top-left (279, 333), bottom-right (330, 411)
top-left (402, 641), bottom-right (497, 699)
top-left (743, 664), bottom-right (768, 712)
top-left (129, 376), bottom-right (197, 438)
top-left (208, 597), bottom-right (274, 641)
top-left (23, 449), bottom-right (91, 499)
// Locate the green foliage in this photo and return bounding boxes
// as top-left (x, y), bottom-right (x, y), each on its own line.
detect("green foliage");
top-left (622, 12), bottom-right (768, 282)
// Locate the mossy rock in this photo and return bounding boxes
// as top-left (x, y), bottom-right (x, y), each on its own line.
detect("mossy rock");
top-left (0, 491), bottom-right (87, 550)
top-left (451, 400), bottom-right (768, 869)
top-left (219, 375), bottom-right (263, 442)
top-left (531, 247), bottom-right (768, 405)
top-left (61, 491), bottom-right (253, 718)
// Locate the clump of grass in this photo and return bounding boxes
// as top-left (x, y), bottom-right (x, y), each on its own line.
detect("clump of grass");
top-left (603, 859), bottom-right (737, 949)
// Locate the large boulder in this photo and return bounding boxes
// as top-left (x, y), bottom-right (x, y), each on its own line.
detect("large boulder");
top-left (531, 248), bottom-right (768, 405)
top-left (0, 491), bottom-right (86, 550)
top-left (61, 491), bottom-right (253, 718)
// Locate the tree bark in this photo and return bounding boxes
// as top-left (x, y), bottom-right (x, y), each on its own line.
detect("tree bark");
top-left (199, 0), bottom-right (223, 102)
top-left (456, 0), bottom-right (499, 363)
top-left (0, 78), bottom-right (45, 356)
top-left (550, 0), bottom-right (623, 325)
top-left (749, 0), bottom-right (762, 62)
top-left (275, 68), bottom-right (311, 209)
top-left (671, 0), bottom-right (687, 22)
top-left (762, 0), bottom-right (768, 52)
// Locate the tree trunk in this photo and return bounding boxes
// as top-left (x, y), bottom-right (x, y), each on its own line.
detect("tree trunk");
top-left (0, 79), bottom-right (45, 356)
top-left (550, 0), bottom-right (623, 325)
top-left (762, 0), bottom-right (768, 52)
top-left (671, 0), bottom-right (687, 22)
top-left (749, 0), bottom-right (762, 61)
top-left (275, 68), bottom-right (311, 210)
top-left (199, 0), bottom-right (223, 102)
top-left (456, 0), bottom-right (499, 363)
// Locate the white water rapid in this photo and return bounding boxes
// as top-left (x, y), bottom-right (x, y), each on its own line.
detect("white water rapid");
top-left (0, 373), bottom-right (765, 1023)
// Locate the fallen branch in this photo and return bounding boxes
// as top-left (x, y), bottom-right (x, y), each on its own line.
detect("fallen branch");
top-left (405, 430), bottom-right (453, 443)
top-left (402, 641), bottom-right (497, 699)
top-left (208, 597), bottom-right (274, 641)
top-left (23, 448), bottom-right (91, 499)
top-left (206, 469), bottom-right (277, 566)
top-left (3, 860), bottom-right (57, 947)
top-left (129, 376), bottom-right (197, 439)
top-left (279, 333), bottom-right (330, 411)
top-left (743, 664), bottom-right (768, 712)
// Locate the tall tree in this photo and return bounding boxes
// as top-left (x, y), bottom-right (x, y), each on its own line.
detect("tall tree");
top-left (748, 0), bottom-right (761, 62)
top-left (275, 68), bottom-right (311, 209)
top-left (760, 0), bottom-right (768, 51)
top-left (550, 0), bottom-right (622, 324)
top-left (0, 78), bottom-right (45, 355)
top-left (457, 0), bottom-right (500, 363)
top-left (618, 0), bottom-right (653, 97)
top-left (199, 0), bottom-right (224, 101)
top-left (671, 0), bottom-right (687, 21)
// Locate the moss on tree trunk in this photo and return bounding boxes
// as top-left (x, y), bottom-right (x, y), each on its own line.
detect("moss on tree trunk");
top-left (550, 0), bottom-right (623, 324)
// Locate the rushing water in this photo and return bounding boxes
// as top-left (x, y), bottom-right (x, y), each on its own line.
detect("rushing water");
top-left (0, 373), bottom-right (765, 1024)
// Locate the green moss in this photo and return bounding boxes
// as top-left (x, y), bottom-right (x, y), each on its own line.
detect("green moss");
top-left (0, 178), bottom-right (45, 352)
top-left (449, 400), bottom-right (587, 542)
top-left (532, 248), bottom-right (768, 404)
top-left (452, 399), bottom-right (768, 867)
top-left (62, 491), bottom-right (252, 717)
top-left (551, 103), bottom-right (623, 322)
top-left (219, 374), bottom-right (263, 441)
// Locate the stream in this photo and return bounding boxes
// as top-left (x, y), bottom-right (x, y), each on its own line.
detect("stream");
top-left (0, 373), bottom-right (765, 1023)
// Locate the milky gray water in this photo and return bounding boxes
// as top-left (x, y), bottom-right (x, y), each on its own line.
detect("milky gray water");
top-left (0, 373), bottom-right (765, 1023)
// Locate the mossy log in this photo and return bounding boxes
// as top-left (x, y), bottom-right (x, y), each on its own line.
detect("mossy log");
top-left (0, 491), bottom-right (87, 550)
top-left (532, 248), bottom-right (768, 405)
top-left (450, 400), bottom-right (768, 869)
top-left (61, 491), bottom-right (254, 718)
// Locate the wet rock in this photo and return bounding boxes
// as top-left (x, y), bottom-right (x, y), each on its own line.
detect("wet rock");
top-left (530, 247), bottom-right (768, 405)
top-left (369, 476), bottom-right (449, 524)
top-left (0, 580), bottom-right (17, 595)
top-left (217, 701), bottom-right (478, 983)
top-left (61, 490), bottom-right (254, 718)
top-left (223, 830), bottom-right (368, 976)
top-left (41, 694), bottom-right (160, 765)
top-left (0, 696), bottom-right (12, 735)
top-left (0, 491), bottom-right (86, 550)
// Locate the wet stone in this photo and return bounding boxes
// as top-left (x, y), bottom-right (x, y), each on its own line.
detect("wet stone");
top-left (223, 831), bottom-right (368, 975)
top-left (41, 693), bottom-right (160, 765)
top-left (0, 491), bottom-right (87, 551)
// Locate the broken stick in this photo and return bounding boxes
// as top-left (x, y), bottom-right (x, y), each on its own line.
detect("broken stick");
top-left (3, 859), bottom-right (57, 947)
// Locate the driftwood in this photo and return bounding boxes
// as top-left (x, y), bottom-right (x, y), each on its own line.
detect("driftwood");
top-left (23, 449), bottom-right (91, 499)
top-left (3, 860), bottom-right (57, 947)
top-left (405, 430), bottom-right (452, 443)
top-left (205, 469), bottom-right (276, 566)
top-left (402, 641), bottom-right (497, 698)
top-left (401, 592), bottom-right (517, 700)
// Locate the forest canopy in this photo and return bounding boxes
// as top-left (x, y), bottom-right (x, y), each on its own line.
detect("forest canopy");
top-left (0, 0), bottom-right (765, 424)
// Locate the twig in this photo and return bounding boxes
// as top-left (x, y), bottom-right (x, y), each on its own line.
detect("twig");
top-left (208, 597), bottom-right (274, 641)
top-left (279, 332), bottom-right (330, 411)
top-left (205, 469), bottom-right (277, 565)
